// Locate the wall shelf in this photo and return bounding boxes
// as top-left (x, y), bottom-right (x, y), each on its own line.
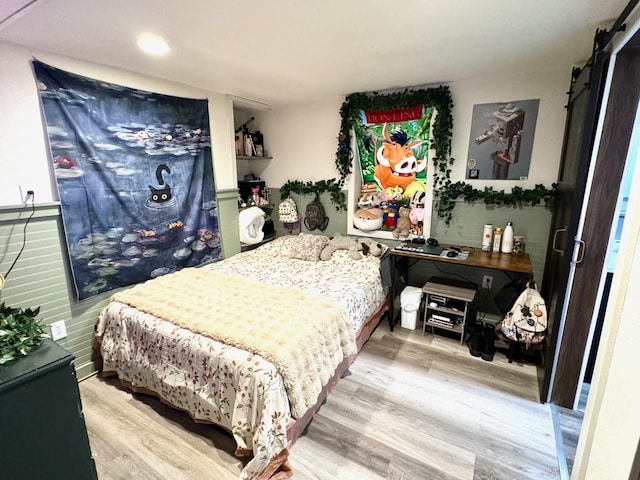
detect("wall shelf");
top-left (236, 156), bottom-right (272, 160)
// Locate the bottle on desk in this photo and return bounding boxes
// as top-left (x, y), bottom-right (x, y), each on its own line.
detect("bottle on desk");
top-left (482, 224), bottom-right (493, 252)
top-left (501, 222), bottom-right (514, 253)
top-left (492, 227), bottom-right (503, 252)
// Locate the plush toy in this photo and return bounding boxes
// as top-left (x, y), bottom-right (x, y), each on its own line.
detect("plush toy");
top-left (320, 233), bottom-right (361, 261)
top-left (393, 206), bottom-right (412, 239)
top-left (356, 193), bottom-right (380, 209)
top-left (382, 206), bottom-right (397, 230)
top-left (409, 190), bottom-right (426, 236)
top-left (353, 207), bottom-right (384, 231)
top-left (359, 238), bottom-right (384, 257)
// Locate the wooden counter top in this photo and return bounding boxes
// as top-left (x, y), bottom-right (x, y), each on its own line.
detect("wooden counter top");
top-left (391, 244), bottom-right (533, 274)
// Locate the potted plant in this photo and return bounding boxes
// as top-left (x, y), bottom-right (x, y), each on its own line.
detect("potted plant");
top-left (0, 302), bottom-right (48, 365)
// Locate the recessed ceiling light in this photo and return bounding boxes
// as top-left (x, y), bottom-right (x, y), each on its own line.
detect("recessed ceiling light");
top-left (137, 34), bottom-right (170, 56)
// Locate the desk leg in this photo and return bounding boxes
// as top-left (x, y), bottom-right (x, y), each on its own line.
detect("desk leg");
top-left (389, 256), bottom-right (409, 332)
top-left (389, 255), bottom-right (396, 331)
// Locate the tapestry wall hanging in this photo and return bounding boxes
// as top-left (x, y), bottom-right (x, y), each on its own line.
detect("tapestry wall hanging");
top-left (34, 60), bottom-right (221, 300)
top-left (466, 99), bottom-right (539, 180)
top-left (351, 105), bottom-right (434, 239)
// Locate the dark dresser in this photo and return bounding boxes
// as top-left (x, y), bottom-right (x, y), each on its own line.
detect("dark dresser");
top-left (0, 339), bottom-right (98, 480)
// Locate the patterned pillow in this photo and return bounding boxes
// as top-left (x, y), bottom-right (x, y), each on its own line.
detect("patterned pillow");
top-left (286, 233), bottom-right (330, 261)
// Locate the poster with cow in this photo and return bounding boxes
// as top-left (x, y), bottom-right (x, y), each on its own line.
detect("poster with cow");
top-left (352, 105), bottom-right (434, 239)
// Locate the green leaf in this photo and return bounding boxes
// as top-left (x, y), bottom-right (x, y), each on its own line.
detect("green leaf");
top-left (0, 302), bottom-right (46, 364)
top-left (334, 88), bottom-right (556, 225)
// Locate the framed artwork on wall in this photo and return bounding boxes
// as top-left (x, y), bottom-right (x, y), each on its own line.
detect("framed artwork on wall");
top-left (466, 99), bottom-right (540, 181)
top-left (335, 86), bottom-right (454, 236)
top-left (347, 111), bottom-right (435, 241)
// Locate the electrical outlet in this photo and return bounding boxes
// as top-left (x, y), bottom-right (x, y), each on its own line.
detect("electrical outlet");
top-left (50, 320), bottom-right (67, 341)
top-left (18, 185), bottom-right (34, 205)
top-left (482, 275), bottom-right (493, 290)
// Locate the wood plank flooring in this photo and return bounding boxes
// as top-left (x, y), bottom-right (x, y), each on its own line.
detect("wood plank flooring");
top-left (551, 383), bottom-right (589, 478)
top-left (79, 321), bottom-right (560, 480)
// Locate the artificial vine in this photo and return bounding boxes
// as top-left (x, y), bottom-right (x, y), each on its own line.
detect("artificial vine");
top-left (335, 86), bottom-right (557, 225)
top-left (280, 179), bottom-right (347, 211)
top-left (284, 87), bottom-right (453, 212)
top-left (336, 86), bottom-right (455, 190)
top-left (279, 87), bottom-right (557, 222)
top-left (435, 182), bottom-right (557, 225)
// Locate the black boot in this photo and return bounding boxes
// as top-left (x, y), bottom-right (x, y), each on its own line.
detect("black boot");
top-left (465, 321), bottom-right (484, 357)
top-left (481, 324), bottom-right (496, 361)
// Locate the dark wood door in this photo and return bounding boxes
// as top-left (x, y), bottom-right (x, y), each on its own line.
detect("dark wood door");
top-left (548, 43), bottom-right (640, 407)
top-left (539, 52), bottom-right (608, 403)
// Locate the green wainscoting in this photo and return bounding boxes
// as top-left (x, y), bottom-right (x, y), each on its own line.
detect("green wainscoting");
top-left (0, 190), bottom-right (241, 379)
top-left (270, 189), bottom-right (349, 238)
top-left (0, 193), bottom-right (551, 378)
top-left (270, 192), bottom-right (550, 281)
top-left (217, 188), bottom-right (242, 257)
top-left (409, 200), bottom-right (551, 318)
top-left (270, 192), bottom-right (552, 317)
top-left (0, 203), bottom-right (104, 379)
top-left (429, 200), bottom-right (552, 283)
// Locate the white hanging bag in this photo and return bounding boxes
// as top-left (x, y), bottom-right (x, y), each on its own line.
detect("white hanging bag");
top-left (500, 281), bottom-right (547, 346)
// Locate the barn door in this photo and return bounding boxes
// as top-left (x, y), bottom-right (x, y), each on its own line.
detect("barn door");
top-left (547, 39), bottom-right (640, 408)
top-left (539, 49), bottom-right (608, 403)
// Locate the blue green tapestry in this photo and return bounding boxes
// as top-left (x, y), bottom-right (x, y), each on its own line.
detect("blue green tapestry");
top-left (34, 60), bottom-right (221, 300)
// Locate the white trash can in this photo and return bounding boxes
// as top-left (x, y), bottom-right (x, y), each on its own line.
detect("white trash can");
top-left (400, 286), bottom-right (423, 330)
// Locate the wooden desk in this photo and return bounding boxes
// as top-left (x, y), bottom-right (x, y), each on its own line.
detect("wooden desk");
top-left (390, 244), bottom-right (533, 330)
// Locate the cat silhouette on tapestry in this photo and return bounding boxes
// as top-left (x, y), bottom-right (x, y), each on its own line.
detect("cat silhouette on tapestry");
top-left (149, 164), bottom-right (172, 203)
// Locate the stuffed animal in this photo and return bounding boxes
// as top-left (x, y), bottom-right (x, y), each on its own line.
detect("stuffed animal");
top-left (356, 193), bottom-right (380, 209)
top-left (353, 207), bottom-right (384, 231)
top-left (359, 238), bottom-right (384, 257)
top-left (320, 233), bottom-right (361, 260)
top-left (393, 206), bottom-right (412, 239)
top-left (409, 190), bottom-right (426, 235)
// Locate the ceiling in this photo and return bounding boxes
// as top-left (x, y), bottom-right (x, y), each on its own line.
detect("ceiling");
top-left (0, 0), bottom-right (631, 107)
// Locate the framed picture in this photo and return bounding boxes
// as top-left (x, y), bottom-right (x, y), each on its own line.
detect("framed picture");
top-left (466, 99), bottom-right (540, 180)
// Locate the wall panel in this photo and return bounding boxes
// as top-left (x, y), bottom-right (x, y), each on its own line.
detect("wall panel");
top-left (0, 194), bottom-right (550, 377)
top-left (0, 191), bottom-right (240, 379)
top-left (269, 192), bottom-right (551, 317)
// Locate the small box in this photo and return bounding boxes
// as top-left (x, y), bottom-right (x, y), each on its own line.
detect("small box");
top-left (252, 131), bottom-right (264, 156)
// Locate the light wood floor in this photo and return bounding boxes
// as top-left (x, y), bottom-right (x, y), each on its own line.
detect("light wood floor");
top-left (551, 383), bottom-right (589, 478)
top-left (79, 321), bottom-right (560, 480)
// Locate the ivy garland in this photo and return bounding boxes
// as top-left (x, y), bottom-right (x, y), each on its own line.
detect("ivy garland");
top-left (279, 87), bottom-right (558, 222)
top-left (280, 179), bottom-right (347, 211)
top-left (336, 86), bottom-right (454, 191)
top-left (435, 182), bottom-right (557, 225)
top-left (334, 86), bottom-right (557, 225)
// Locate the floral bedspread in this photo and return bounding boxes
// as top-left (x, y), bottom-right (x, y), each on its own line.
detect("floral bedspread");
top-left (96, 303), bottom-right (289, 479)
top-left (204, 236), bottom-right (386, 333)
top-left (95, 235), bottom-right (385, 480)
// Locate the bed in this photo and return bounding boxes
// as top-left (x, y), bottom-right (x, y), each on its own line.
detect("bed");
top-left (94, 233), bottom-right (391, 480)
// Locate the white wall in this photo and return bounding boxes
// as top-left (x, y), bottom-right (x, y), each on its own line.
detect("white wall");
top-left (0, 42), bottom-right (54, 204)
top-left (0, 41), bottom-right (237, 207)
top-left (1, 37), bottom-right (569, 207)
top-left (257, 98), bottom-right (344, 186)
